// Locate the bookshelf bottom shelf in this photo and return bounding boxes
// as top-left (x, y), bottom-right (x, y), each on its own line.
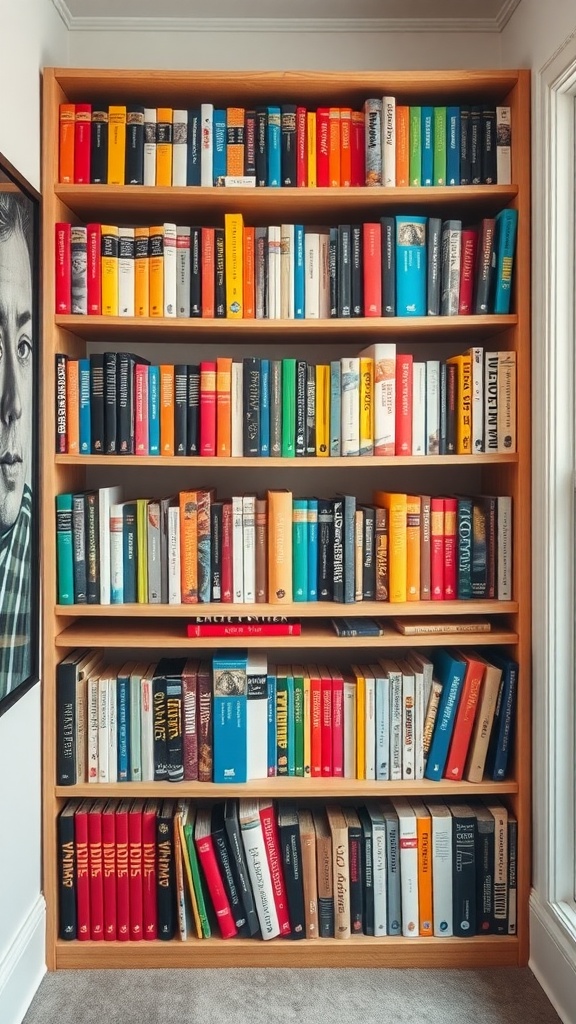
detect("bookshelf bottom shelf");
top-left (55, 935), bottom-right (520, 969)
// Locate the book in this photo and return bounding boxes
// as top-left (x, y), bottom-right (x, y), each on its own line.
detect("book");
top-left (392, 616), bottom-right (491, 635)
top-left (212, 649), bottom-right (248, 784)
top-left (238, 799), bottom-right (280, 939)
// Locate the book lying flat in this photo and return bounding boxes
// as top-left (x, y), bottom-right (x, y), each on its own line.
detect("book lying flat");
top-left (392, 616), bottom-right (492, 636)
top-left (187, 617), bottom-right (301, 637)
top-left (331, 617), bottom-right (385, 637)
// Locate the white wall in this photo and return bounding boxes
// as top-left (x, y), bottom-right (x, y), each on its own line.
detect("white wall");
top-left (0, 3), bottom-right (67, 1023)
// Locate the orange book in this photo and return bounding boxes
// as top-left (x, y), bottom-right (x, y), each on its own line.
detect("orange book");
top-left (59, 103), bottom-right (75, 183)
top-left (396, 105), bottom-right (410, 187)
top-left (446, 353), bottom-right (472, 454)
top-left (156, 108), bottom-right (173, 186)
top-left (216, 356), bottom-right (232, 457)
top-left (267, 489), bottom-right (293, 604)
top-left (201, 227), bottom-right (215, 318)
top-left (243, 227), bottom-right (255, 319)
top-left (372, 491), bottom-right (407, 603)
top-left (159, 364), bottom-right (175, 456)
top-left (66, 359), bottom-right (80, 455)
top-left (339, 108), bottom-right (352, 187)
top-left (444, 651), bottom-right (486, 781)
top-left (179, 490), bottom-right (199, 604)
top-left (328, 108), bottom-right (341, 187)
top-left (406, 495), bottom-right (421, 601)
top-left (226, 107), bottom-right (245, 176)
top-left (149, 225), bottom-right (164, 318)
top-left (413, 800), bottom-right (433, 936)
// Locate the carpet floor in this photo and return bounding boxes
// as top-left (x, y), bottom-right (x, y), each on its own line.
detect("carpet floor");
top-left (22, 967), bottom-right (561, 1024)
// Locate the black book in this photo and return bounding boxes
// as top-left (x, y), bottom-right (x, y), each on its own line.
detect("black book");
top-left (281, 104), bottom-right (297, 186)
top-left (451, 803), bottom-right (477, 937)
top-left (345, 808), bottom-right (364, 935)
top-left (318, 498), bottom-right (334, 600)
top-left (116, 352), bottom-right (136, 455)
top-left (481, 105), bottom-right (497, 184)
top-left (329, 226), bottom-right (338, 318)
top-left (332, 497), bottom-right (344, 603)
top-left (305, 364), bottom-right (316, 455)
top-left (186, 364), bottom-right (200, 455)
top-left (470, 105), bottom-right (482, 185)
top-left (152, 670), bottom-right (168, 781)
top-left (125, 104), bottom-right (145, 184)
top-left (446, 360), bottom-right (457, 455)
top-left (295, 359), bottom-right (307, 456)
top-left (357, 806), bottom-right (374, 936)
top-left (122, 501), bottom-right (137, 604)
top-left (337, 224), bottom-right (351, 317)
top-left (215, 228), bottom-right (225, 317)
top-left (459, 104), bottom-right (471, 184)
top-left (58, 802), bottom-right (77, 939)
top-left (210, 501), bottom-right (223, 601)
top-left (104, 351), bottom-right (117, 454)
top-left (211, 804), bottom-right (249, 935)
top-left (380, 215), bottom-right (396, 316)
top-left (245, 110), bottom-right (257, 177)
top-left (351, 224), bottom-right (363, 316)
top-left (90, 106), bottom-right (108, 183)
top-left (85, 491), bottom-right (100, 604)
top-left (156, 657), bottom-right (186, 783)
top-left (426, 217), bottom-right (442, 316)
top-left (255, 107), bottom-right (268, 186)
top-left (157, 799), bottom-right (176, 940)
top-left (223, 799), bottom-right (260, 936)
top-left (243, 356), bottom-right (260, 456)
top-left (473, 218), bottom-right (496, 314)
top-left (72, 493), bottom-right (87, 604)
top-left (474, 804), bottom-right (495, 934)
top-left (174, 364), bottom-right (188, 456)
top-left (361, 505), bottom-right (376, 600)
top-left (278, 804), bottom-right (306, 939)
top-left (190, 226), bottom-right (202, 316)
top-left (56, 651), bottom-right (87, 785)
top-left (187, 109), bottom-right (201, 186)
top-left (55, 353), bottom-right (67, 454)
top-left (89, 353), bottom-right (104, 454)
top-left (507, 815), bottom-right (517, 935)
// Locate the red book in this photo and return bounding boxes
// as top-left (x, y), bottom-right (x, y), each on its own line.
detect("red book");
top-left (443, 497), bottom-right (458, 599)
top-left (458, 229), bottom-right (478, 315)
top-left (182, 659), bottom-right (199, 781)
top-left (431, 497), bottom-right (445, 600)
top-left (395, 353), bottom-right (413, 455)
top-left (55, 223), bottom-right (71, 314)
top-left (320, 664), bottom-right (333, 777)
top-left (186, 622), bottom-right (301, 638)
top-left (74, 103), bottom-right (92, 183)
top-left (86, 223), bottom-right (101, 315)
top-left (258, 800), bottom-right (292, 936)
top-left (74, 799), bottom-right (91, 940)
top-left (350, 110), bottom-right (365, 187)
top-left (201, 227), bottom-right (215, 317)
top-left (102, 801), bottom-right (117, 940)
top-left (310, 668), bottom-right (322, 778)
top-left (199, 361), bottom-right (216, 457)
top-left (142, 799), bottom-right (159, 940)
top-left (296, 106), bottom-right (307, 187)
top-left (331, 667), bottom-right (344, 778)
top-left (128, 799), bottom-right (144, 940)
top-left (197, 660), bottom-right (213, 783)
top-left (362, 222), bottom-right (382, 317)
top-left (221, 501), bottom-right (233, 603)
top-left (443, 651), bottom-right (486, 780)
top-left (134, 362), bottom-right (149, 455)
top-left (115, 799), bottom-right (131, 941)
top-left (194, 810), bottom-right (237, 939)
top-left (316, 107), bottom-right (330, 187)
top-left (88, 798), bottom-right (105, 940)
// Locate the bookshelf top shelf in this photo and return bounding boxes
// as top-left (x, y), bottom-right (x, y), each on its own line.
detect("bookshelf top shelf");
top-left (55, 453), bottom-right (519, 468)
top-left (54, 600), bottom-right (519, 618)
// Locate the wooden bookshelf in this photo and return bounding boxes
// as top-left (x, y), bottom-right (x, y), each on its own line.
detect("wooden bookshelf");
top-left (42, 67), bottom-right (531, 971)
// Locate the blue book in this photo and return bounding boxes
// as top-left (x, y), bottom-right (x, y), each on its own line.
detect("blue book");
top-left (267, 106), bottom-right (281, 186)
top-left (122, 501), bottom-right (137, 604)
top-left (424, 649), bottom-right (467, 781)
top-left (342, 494), bottom-right (356, 604)
top-left (421, 106), bottom-right (434, 186)
top-left (212, 650), bottom-right (248, 783)
top-left (396, 215), bottom-right (427, 316)
top-left (116, 669), bottom-right (131, 782)
top-left (330, 360), bottom-right (341, 456)
top-left (260, 358), bottom-right (270, 456)
top-left (292, 497), bottom-right (308, 601)
top-left (294, 225), bottom-right (305, 318)
top-left (148, 366), bottom-right (160, 455)
top-left (267, 671), bottom-right (277, 777)
top-left (78, 358), bottom-right (91, 455)
top-left (307, 498), bottom-right (318, 601)
top-left (485, 651), bottom-right (518, 781)
top-left (186, 108), bottom-right (201, 185)
top-left (56, 493), bottom-right (74, 604)
top-left (492, 208), bottom-right (518, 314)
top-left (213, 108), bottom-right (227, 184)
top-left (447, 106), bottom-right (460, 185)
top-left (286, 670), bottom-right (295, 776)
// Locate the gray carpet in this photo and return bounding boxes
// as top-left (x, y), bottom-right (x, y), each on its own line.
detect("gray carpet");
top-left (22, 967), bottom-right (561, 1024)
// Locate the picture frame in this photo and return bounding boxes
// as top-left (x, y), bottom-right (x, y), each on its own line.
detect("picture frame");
top-left (0, 151), bottom-right (40, 717)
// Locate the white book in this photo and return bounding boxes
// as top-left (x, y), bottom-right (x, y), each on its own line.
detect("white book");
top-left (109, 502), bottom-right (124, 604)
top-left (496, 106), bottom-right (512, 185)
top-left (497, 350), bottom-right (516, 452)
top-left (426, 800), bottom-right (453, 936)
top-left (470, 346), bottom-right (484, 453)
top-left (406, 652), bottom-right (425, 780)
top-left (412, 361), bottom-right (426, 456)
top-left (381, 658), bottom-right (402, 781)
top-left (172, 109), bottom-right (188, 186)
top-left (267, 225), bottom-right (281, 319)
top-left (176, 225), bottom-right (191, 317)
top-left (242, 495), bottom-right (256, 603)
top-left (200, 103), bottom-right (214, 187)
top-left (280, 223), bottom-right (295, 319)
top-left (232, 495), bottom-right (244, 602)
top-left (391, 797), bottom-right (419, 937)
top-left (484, 801), bottom-right (509, 929)
top-left (343, 678), bottom-right (356, 779)
top-left (498, 495), bottom-right (513, 600)
top-left (107, 674), bottom-right (118, 783)
top-left (246, 652), bottom-right (268, 780)
top-left (484, 351), bottom-right (499, 451)
top-left (167, 505), bottom-right (181, 604)
top-left (382, 95), bottom-right (396, 186)
top-left (319, 229), bottom-right (330, 319)
top-left (364, 666), bottom-right (376, 780)
top-left (140, 669), bottom-right (155, 782)
top-left (396, 658), bottom-right (415, 781)
top-left (97, 673), bottom-right (109, 783)
top-left (87, 670), bottom-right (101, 783)
top-left (239, 799), bottom-right (280, 939)
top-left (304, 230), bottom-right (320, 319)
top-left (117, 227), bottom-right (135, 317)
top-left (373, 664), bottom-right (390, 781)
top-left (367, 803), bottom-right (387, 935)
top-left (425, 359), bottom-right (440, 455)
top-left (359, 343), bottom-right (395, 455)
top-left (143, 107), bottom-right (157, 186)
top-left (340, 356), bottom-right (360, 457)
top-left (231, 362), bottom-right (244, 457)
top-left (163, 222), bottom-right (177, 317)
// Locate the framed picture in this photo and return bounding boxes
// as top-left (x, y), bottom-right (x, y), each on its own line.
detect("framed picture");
top-left (0, 152), bottom-right (40, 716)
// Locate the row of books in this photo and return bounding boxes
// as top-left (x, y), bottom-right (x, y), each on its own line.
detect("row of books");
top-left (55, 487), bottom-right (514, 607)
top-left (55, 346), bottom-right (516, 460)
top-left (58, 100), bottom-right (512, 189)
top-left (57, 796), bottom-right (518, 942)
top-left (54, 211), bottom-right (518, 319)
top-left (56, 647), bottom-right (517, 789)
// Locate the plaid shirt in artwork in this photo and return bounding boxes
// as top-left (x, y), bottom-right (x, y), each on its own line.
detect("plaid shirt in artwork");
top-left (0, 484), bottom-right (32, 699)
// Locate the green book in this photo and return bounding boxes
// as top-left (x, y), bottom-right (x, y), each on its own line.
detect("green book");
top-left (281, 357), bottom-right (296, 457)
top-left (136, 497), bottom-right (148, 603)
top-left (433, 106), bottom-right (447, 186)
top-left (183, 816), bottom-right (212, 938)
top-left (292, 498), bottom-right (308, 601)
top-left (56, 493), bottom-right (74, 604)
top-left (292, 667), bottom-right (305, 777)
top-left (409, 106), bottom-right (422, 186)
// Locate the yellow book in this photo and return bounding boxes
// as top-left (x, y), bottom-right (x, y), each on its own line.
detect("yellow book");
top-left (406, 495), bottom-right (421, 601)
top-left (351, 665), bottom-right (365, 781)
top-left (136, 498), bottom-right (149, 603)
top-left (177, 804), bottom-right (202, 939)
top-left (446, 353), bottom-right (472, 454)
top-left (107, 105), bottom-right (126, 184)
top-left (267, 489), bottom-right (293, 604)
top-left (303, 670), bottom-right (311, 777)
top-left (100, 225), bottom-right (119, 316)
top-left (307, 111), bottom-right (317, 187)
top-left (372, 491), bottom-right (407, 602)
top-left (224, 212), bottom-right (244, 318)
top-left (156, 107), bottom-right (173, 186)
top-left (359, 355), bottom-right (374, 456)
top-left (134, 226), bottom-right (150, 317)
top-left (315, 363), bottom-right (330, 456)
top-left (149, 226), bottom-right (164, 318)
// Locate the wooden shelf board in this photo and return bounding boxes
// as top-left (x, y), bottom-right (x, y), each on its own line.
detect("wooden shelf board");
top-left (55, 934), bottom-right (520, 970)
top-left (55, 452), bottom-right (519, 468)
top-left (55, 600), bottom-right (519, 618)
top-left (56, 779), bottom-right (519, 799)
top-left (54, 619), bottom-right (518, 649)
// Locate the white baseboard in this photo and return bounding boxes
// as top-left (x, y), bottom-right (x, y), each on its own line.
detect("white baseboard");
top-left (530, 894), bottom-right (576, 1024)
top-left (0, 896), bottom-right (46, 1024)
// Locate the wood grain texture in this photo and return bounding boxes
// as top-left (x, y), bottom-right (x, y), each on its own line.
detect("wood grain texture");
top-left (54, 600), bottom-right (519, 618)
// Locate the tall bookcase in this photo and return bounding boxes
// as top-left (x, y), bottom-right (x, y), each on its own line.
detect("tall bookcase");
top-left (41, 68), bottom-right (531, 970)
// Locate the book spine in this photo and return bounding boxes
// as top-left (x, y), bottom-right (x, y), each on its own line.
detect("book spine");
top-left (90, 106), bottom-right (108, 184)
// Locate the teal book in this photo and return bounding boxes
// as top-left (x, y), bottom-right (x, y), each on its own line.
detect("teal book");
top-left (148, 365), bottom-right (160, 456)
top-left (421, 106), bottom-right (433, 186)
top-left (424, 649), bottom-right (467, 782)
top-left (409, 106), bottom-right (421, 186)
top-left (396, 215), bottom-right (427, 316)
top-left (267, 106), bottom-right (281, 186)
top-left (56, 493), bottom-right (74, 604)
top-left (492, 208), bottom-right (518, 314)
top-left (292, 668), bottom-right (305, 777)
top-left (281, 357), bottom-right (296, 457)
top-left (213, 649), bottom-right (248, 783)
top-left (292, 497), bottom-right (308, 601)
top-left (129, 667), bottom-right (142, 782)
top-left (116, 667), bottom-right (131, 781)
top-left (294, 225), bottom-right (305, 318)
top-left (79, 358), bottom-right (91, 455)
top-left (260, 358), bottom-right (270, 456)
top-left (307, 498), bottom-right (318, 600)
top-left (433, 106), bottom-right (447, 185)
top-left (213, 108), bottom-right (227, 184)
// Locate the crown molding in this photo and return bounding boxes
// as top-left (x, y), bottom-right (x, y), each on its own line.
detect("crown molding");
top-left (495, 0), bottom-right (522, 31)
top-left (51, 0), bottom-right (72, 29)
